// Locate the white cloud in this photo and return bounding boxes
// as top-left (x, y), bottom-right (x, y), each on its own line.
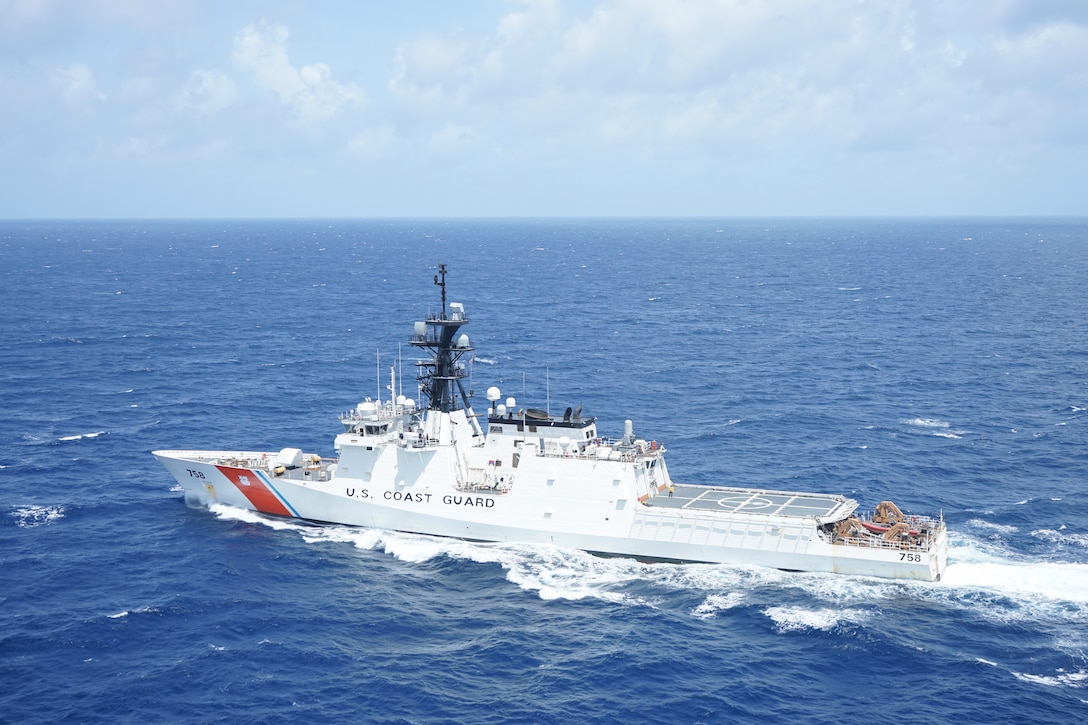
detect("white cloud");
top-left (0, 0), bottom-right (51, 28)
top-left (117, 134), bottom-right (165, 157)
top-left (174, 68), bottom-right (236, 115)
top-left (382, 0), bottom-right (1088, 156)
top-left (4, 0), bottom-right (1088, 217)
top-left (347, 126), bottom-right (396, 157)
top-left (430, 122), bottom-right (475, 150)
top-left (389, 0), bottom-right (563, 104)
top-left (232, 22), bottom-right (363, 121)
top-left (51, 63), bottom-right (105, 105)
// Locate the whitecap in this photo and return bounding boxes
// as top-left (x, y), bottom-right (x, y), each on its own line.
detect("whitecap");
top-left (1032, 528), bottom-right (1088, 550)
top-left (965, 518), bottom-right (1018, 535)
top-left (1012, 669), bottom-right (1088, 688)
top-left (903, 418), bottom-right (949, 429)
top-left (763, 605), bottom-right (871, 632)
top-left (58, 431), bottom-right (106, 442)
top-left (901, 418), bottom-right (966, 438)
top-left (691, 592), bottom-right (745, 619)
top-left (11, 505), bottom-right (65, 527)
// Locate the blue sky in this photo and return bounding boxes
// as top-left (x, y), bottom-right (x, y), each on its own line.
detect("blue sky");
top-left (2, 0), bottom-right (1086, 217)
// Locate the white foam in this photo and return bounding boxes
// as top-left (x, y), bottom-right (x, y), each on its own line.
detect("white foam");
top-left (210, 503), bottom-right (652, 603)
top-left (58, 431), bottom-right (106, 442)
top-left (965, 518), bottom-right (1018, 535)
top-left (1032, 528), bottom-right (1088, 550)
top-left (941, 560), bottom-right (1088, 602)
top-left (208, 503), bottom-right (302, 531)
top-left (904, 418), bottom-right (949, 429)
top-left (691, 592), bottom-right (745, 619)
top-left (953, 555), bottom-right (1088, 600)
top-left (501, 548), bottom-right (652, 604)
top-left (11, 505), bottom-right (65, 527)
top-left (1012, 669), bottom-right (1088, 688)
top-left (939, 536), bottom-right (1088, 614)
top-left (764, 605), bottom-right (872, 632)
top-left (902, 418), bottom-right (965, 438)
top-left (105, 605), bottom-right (157, 620)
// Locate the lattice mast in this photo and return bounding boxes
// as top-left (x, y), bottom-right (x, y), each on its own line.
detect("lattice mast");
top-left (411, 264), bottom-right (473, 413)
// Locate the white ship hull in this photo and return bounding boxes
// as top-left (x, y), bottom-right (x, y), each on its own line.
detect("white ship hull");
top-left (154, 443), bottom-right (946, 581)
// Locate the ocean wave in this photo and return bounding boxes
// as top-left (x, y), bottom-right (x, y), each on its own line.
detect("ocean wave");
top-left (902, 418), bottom-right (965, 438)
top-left (103, 605), bottom-right (159, 620)
top-left (10, 505), bottom-right (66, 527)
top-left (57, 431), bottom-right (107, 442)
top-left (763, 605), bottom-right (871, 632)
top-left (1012, 669), bottom-right (1088, 688)
top-left (965, 518), bottom-right (1018, 535)
top-left (903, 418), bottom-right (949, 429)
top-left (691, 592), bottom-right (745, 619)
top-left (1032, 528), bottom-right (1088, 550)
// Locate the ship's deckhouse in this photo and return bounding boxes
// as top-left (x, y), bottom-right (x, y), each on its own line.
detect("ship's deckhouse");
top-left (487, 410), bottom-right (598, 444)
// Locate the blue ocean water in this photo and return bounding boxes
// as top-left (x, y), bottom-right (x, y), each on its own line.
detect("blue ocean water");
top-left (1, 218), bottom-right (1087, 723)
